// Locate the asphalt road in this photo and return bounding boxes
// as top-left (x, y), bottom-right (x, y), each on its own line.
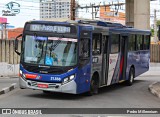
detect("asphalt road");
top-left (0, 76), bottom-right (160, 109)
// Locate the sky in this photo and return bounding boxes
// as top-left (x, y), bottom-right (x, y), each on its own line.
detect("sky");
top-left (0, 0), bottom-right (160, 28)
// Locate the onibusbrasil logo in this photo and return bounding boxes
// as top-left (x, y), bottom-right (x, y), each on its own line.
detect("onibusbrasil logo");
top-left (2, 2), bottom-right (20, 16)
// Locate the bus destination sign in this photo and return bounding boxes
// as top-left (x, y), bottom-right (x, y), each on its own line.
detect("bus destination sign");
top-left (30, 24), bottom-right (71, 33)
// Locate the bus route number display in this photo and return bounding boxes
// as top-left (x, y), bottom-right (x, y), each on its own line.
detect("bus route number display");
top-left (30, 24), bottom-right (71, 33)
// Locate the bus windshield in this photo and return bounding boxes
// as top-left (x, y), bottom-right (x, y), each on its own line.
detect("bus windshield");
top-left (23, 35), bottom-right (78, 67)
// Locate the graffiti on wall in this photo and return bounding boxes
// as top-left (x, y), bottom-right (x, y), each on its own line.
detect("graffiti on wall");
top-left (7, 64), bottom-right (14, 72)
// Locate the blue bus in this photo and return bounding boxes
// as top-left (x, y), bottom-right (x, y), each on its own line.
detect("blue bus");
top-left (14, 20), bottom-right (150, 95)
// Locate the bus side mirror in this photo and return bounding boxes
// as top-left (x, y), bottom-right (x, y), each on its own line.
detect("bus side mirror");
top-left (14, 34), bottom-right (22, 55)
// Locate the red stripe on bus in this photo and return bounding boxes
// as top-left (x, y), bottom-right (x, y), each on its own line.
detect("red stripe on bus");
top-left (25, 74), bottom-right (37, 79)
top-left (120, 56), bottom-right (124, 76)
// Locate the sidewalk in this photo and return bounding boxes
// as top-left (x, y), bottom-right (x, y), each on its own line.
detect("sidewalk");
top-left (140, 63), bottom-right (160, 77)
top-left (149, 82), bottom-right (160, 98)
top-left (140, 69), bottom-right (160, 77)
top-left (0, 77), bottom-right (18, 95)
top-left (142, 63), bottom-right (160, 98)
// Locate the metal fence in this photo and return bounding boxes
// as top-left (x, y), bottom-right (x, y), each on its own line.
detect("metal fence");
top-left (0, 39), bottom-right (21, 64)
top-left (150, 44), bottom-right (160, 63)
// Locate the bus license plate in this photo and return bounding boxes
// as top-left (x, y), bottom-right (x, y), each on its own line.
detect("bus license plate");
top-left (37, 84), bottom-right (48, 88)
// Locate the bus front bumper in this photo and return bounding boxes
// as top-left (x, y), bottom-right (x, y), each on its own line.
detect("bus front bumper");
top-left (19, 77), bottom-right (77, 94)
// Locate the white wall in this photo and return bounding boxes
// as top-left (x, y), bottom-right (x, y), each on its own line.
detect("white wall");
top-left (0, 62), bottom-right (19, 77)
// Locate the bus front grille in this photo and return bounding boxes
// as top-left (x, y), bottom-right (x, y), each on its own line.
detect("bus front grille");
top-left (28, 81), bottom-right (59, 88)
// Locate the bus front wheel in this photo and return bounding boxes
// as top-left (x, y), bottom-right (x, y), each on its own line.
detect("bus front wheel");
top-left (86, 77), bottom-right (99, 96)
top-left (126, 67), bottom-right (135, 86)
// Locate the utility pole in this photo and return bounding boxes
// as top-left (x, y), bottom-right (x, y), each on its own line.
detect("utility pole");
top-left (4, 23), bottom-right (7, 40)
top-left (71, 0), bottom-right (76, 20)
top-left (154, 9), bottom-right (158, 42)
top-left (91, 4), bottom-right (94, 20)
top-left (0, 23), bottom-right (8, 40)
top-left (77, 2), bottom-right (125, 20)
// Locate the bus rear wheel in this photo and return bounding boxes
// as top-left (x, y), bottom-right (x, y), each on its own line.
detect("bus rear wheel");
top-left (126, 67), bottom-right (135, 86)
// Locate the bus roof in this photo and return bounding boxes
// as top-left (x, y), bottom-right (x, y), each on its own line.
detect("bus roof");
top-left (26, 20), bottom-right (70, 25)
top-left (110, 28), bottom-right (151, 35)
top-left (26, 20), bottom-right (150, 35)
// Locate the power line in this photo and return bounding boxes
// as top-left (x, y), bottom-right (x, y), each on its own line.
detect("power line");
top-left (76, 1), bottom-right (125, 19)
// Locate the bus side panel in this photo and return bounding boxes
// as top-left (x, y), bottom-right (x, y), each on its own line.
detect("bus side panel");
top-left (126, 51), bottom-right (136, 80)
top-left (126, 50), bottom-right (149, 80)
top-left (92, 56), bottom-right (103, 85)
top-left (136, 50), bottom-right (150, 77)
top-left (76, 64), bottom-right (91, 94)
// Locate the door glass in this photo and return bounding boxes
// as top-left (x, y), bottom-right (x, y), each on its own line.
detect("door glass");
top-left (79, 38), bottom-right (90, 58)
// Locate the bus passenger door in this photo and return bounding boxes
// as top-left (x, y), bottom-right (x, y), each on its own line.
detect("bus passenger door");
top-left (102, 36), bottom-right (109, 85)
top-left (77, 30), bottom-right (92, 94)
top-left (120, 36), bottom-right (128, 81)
top-left (107, 34), bottom-right (120, 85)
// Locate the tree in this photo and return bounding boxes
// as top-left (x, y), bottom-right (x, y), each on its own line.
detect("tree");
top-left (157, 20), bottom-right (160, 26)
top-left (151, 29), bottom-right (154, 37)
top-left (151, 20), bottom-right (160, 38)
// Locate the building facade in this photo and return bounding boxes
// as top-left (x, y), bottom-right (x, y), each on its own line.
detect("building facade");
top-left (100, 6), bottom-right (125, 25)
top-left (40, 0), bottom-right (70, 20)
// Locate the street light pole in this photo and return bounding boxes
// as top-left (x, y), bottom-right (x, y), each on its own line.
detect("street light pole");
top-left (71, 0), bottom-right (76, 20)
top-left (154, 9), bottom-right (158, 42)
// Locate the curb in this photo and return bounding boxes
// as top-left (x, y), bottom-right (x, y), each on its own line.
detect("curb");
top-left (0, 83), bottom-right (17, 95)
top-left (139, 72), bottom-right (160, 77)
top-left (139, 74), bottom-right (160, 77)
top-left (0, 77), bottom-right (19, 79)
top-left (148, 82), bottom-right (160, 98)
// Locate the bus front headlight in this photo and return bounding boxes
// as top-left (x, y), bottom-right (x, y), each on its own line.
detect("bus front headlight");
top-left (69, 75), bottom-right (75, 80)
top-left (19, 70), bottom-right (26, 81)
top-left (20, 70), bottom-right (22, 75)
top-left (62, 74), bottom-right (75, 84)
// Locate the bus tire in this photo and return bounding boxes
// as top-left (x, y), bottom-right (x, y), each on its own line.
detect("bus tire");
top-left (86, 77), bottom-right (99, 96)
top-left (126, 67), bottom-right (135, 86)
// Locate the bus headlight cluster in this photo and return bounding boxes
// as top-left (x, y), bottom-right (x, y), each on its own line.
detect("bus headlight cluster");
top-left (19, 70), bottom-right (26, 81)
top-left (63, 74), bottom-right (75, 84)
top-left (20, 70), bottom-right (22, 75)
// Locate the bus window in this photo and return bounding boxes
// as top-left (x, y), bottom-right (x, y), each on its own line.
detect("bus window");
top-left (144, 35), bottom-right (150, 50)
top-left (79, 38), bottom-right (90, 58)
top-left (110, 34), bottom-right (120, 54)
top-left (92, 33), bottom-right (102, 55)
top-left (136, 35), bottom-right (143, 50)
top-left (128, 34), bottom-right (136, 51)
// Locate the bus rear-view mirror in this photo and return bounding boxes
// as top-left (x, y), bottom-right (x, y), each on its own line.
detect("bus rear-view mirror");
top-left (14, 34), bottom-right (22, 55)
